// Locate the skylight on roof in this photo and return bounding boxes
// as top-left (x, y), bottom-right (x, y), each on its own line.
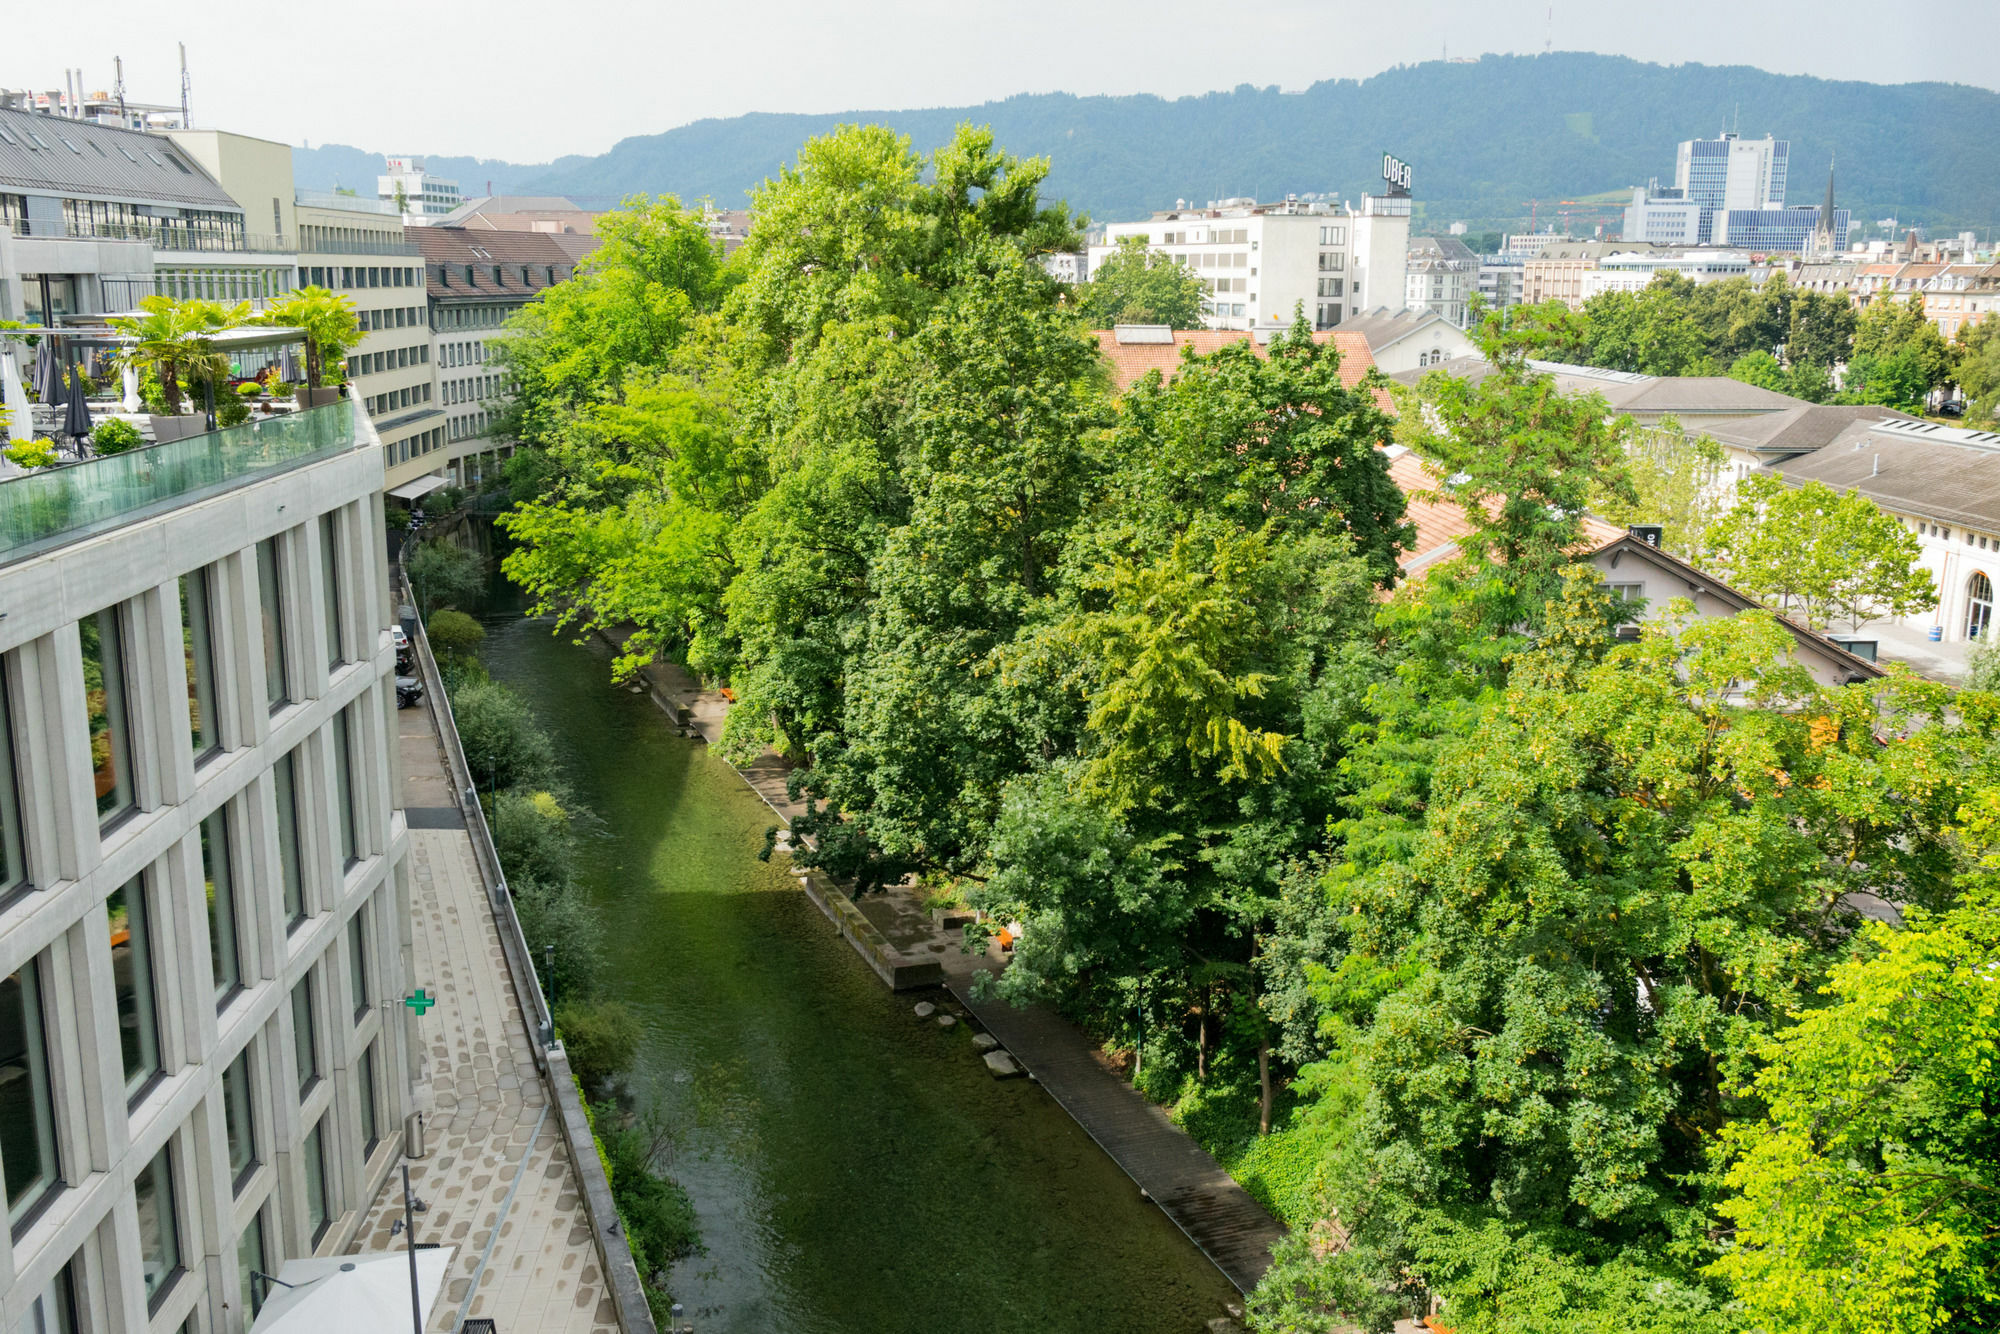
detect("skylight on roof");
top-left (28, 130), bottom-right (50, 150)
top-left (144, 150), bottom-right (165, 166)
top-left (59, 137), bottom-right (81, 154)
top-left (0, 127), bottom-right (16, 146)
top-left (118, 145), bottom-right (137, 162)
top-left (88, 140), bottom-right (106, 156)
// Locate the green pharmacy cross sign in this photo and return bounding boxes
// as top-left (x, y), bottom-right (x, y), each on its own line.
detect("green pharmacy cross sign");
top-left (404, 989), bottom-right (437, 1016)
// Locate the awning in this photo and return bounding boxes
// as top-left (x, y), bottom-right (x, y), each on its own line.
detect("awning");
top-left (387, 475), bottom-right (449, 501)
top-left (248, 1247), bottom-right (455, 1334)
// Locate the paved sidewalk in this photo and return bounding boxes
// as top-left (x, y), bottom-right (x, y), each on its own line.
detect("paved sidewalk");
top-left (348, 695), bottom-right (617, 1334)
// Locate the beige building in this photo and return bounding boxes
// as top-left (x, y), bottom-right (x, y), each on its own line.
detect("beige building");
top-left (0, 399), bottom-right (415, 1334)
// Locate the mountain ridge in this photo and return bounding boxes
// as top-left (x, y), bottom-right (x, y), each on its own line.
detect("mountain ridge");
top-left (291, 54), bottom-right (2000, 231)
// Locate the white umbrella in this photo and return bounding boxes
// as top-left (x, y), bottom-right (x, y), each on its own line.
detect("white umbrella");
top-left (1, 341), bottom-right (31, 445)
top-left (248, 1247), bottom-right (456, 1334)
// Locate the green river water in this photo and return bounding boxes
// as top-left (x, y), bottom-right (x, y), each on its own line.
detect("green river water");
top-left (473, 607), bottom-right (1241, 1333)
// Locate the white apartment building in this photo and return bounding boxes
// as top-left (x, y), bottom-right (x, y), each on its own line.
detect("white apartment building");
top-left (1089, 194), bottom-right (1412, 332)
top-left (1405, 235), bottom-right (1478, 327)
top-left (0, 398), bottom-right (414, 1334)
top-left (1578, 249), bottom-right (1755, 300)
top-left (376, 159), bottom-right (460, 227)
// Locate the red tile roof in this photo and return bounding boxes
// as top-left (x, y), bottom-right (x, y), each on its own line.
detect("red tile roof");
top-left (1093, 328), bottom-right (1391, 409)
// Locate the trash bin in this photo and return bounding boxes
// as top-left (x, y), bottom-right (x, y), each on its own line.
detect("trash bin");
top-left (1929, 626), bottom-right (1944, 642)
top-left (405, 1111), bottom-right (427, 1159)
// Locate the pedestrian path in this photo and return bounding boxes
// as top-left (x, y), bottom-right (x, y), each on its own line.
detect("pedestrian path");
top-left (348, 693), bottom-right (617, 1334)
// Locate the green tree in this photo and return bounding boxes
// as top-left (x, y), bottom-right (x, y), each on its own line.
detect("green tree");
top-left (426, 608), bottom-right (485, 657)
top-left (1704, 475), bottom-right (1936, 629)
top-left (1710, 796), bottom-right (2000, 1334)
top-left (1787, 289), bottom-right (1858, 371)
top-left (1952, 317), bottom-right (2000, 423)
top-left (1727, 349), bottom-right (1789, 392)
top-left (406, 539), bottom-right (488, 613)
top-left (1590, 418), bottom-right (1731, 560)
top-left (1851, 292), bottom-right (1952, 396)
top-left (1074, 236), bottom-right (1206, 328)
top-left (259, 287), bottom-right (360, 388)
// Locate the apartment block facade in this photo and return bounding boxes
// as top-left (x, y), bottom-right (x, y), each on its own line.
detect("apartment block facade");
top-left (1089, 194), bottom-right (1412, 332)
top-left (0, 400), bottom-right (414, 1334)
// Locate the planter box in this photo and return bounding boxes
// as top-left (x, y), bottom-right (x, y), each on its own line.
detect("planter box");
top-left (147, 414), bottom-right (207, 444)
top-left (294, 386), bottom-right (341, 409)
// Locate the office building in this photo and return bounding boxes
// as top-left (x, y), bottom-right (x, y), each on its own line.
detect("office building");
top-left (1623, 131), bottom-right (1846, 253)
top-left (0, 397), bottom-right (414, 1334)
top-left (163, 131), bottom-right (448, 482)
top-left (1405, 235), bottom-right (1478, 327)
top-left (435, 195), bottom-right (600, 236)
top-left (376, 158), bottom-right (460, 226)
top-left (1090, 194), bottom-right (1411, 332)
top-left (1476, 257), bottom-right (1524, 312)
top-left (0, 107), bottom-right (295, 327)
top-left (410, 227), bottom-right (580, 493)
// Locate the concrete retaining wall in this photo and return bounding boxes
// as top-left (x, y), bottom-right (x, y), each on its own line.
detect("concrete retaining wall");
top-left (794, 869), bottom-right (944, 991)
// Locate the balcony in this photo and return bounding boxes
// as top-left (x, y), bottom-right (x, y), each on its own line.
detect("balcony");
top-left (8, 218), bottom-right (294, 254)
top-left (0, 400), bottom-right (363, 567)
top-left (298, 236), bottom-right (422, 258)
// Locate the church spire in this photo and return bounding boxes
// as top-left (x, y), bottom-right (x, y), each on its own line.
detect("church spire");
top-left (1816, 154), bottom-right (1838, 256)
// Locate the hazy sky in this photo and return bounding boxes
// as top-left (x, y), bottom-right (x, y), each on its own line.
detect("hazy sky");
top-left (6, 0), bottom-right (1988, 162)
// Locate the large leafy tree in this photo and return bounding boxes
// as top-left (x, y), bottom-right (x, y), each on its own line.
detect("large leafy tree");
top-left (259, 286), bottom-right (359, 387)
top-left (1703, 474), bottom-right (1937, 630)
top-left (1074, 236), bottom-right (1207, 328)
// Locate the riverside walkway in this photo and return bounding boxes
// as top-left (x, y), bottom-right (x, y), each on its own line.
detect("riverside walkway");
top-left (613, 633), bottom-right (1286, 1294)
top-left (347, 687), bottom-right (618, 1333)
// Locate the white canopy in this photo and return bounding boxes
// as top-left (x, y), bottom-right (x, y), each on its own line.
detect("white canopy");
top-left (387, 474), bottom-right (450, 501)
top-left (248, 1247), bottom-right (456, 1334)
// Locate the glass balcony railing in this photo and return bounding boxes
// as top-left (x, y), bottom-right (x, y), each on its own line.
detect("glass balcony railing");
top-left (0, 401), bottom-right (362, 566)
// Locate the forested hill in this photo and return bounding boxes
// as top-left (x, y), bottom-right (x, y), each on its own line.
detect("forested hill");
top-left (292, 53), bottom-right (2000, 230)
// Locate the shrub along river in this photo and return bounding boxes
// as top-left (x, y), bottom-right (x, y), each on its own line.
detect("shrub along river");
top-left (471, 595), bottom-right (1240, 1333)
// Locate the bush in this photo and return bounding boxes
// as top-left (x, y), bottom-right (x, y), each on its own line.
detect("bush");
top-left (557, 999), bottom-right (640, 1089)
top-left (1966, 634), bottom-right (2000, 692)
top-left (427, 609), bottom-right (485, 658)
top-left (490, 789), bottom-right (573, 890)
top-left (513, 876), bottom-right (604, 1000)
top-left (4, 439), bottom-right (60, 470)
top-left (91, 419), bottom-right (143, 456)
top-left (236, 381), bottom-right (264, 399)
top-left (453, 677), bottom-right (559, 790)
top-left (216, 395), bottom-right (251, 428)
top-left (595, 1105), bottom-right (702, 1309)
top-left (407, 539), bottom-right (488, 611)
top-left (429, 485), bottom-right (467, 515)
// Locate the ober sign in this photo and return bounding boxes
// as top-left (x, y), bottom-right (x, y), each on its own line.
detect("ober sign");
top-left (1382, 152), bottom-right (1413, 193)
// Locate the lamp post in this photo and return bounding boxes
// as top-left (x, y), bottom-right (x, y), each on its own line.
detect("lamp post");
top-left (545, 943), bottom-right (556, 1011)
top-left (388, 1163), bottom-right (429, 1334)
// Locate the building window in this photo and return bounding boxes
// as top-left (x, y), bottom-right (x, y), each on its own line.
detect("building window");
top-left (236, 1209), bottom-right (268, 1318)
top-left (320, 514), bottom-right (344, 668)
top-left (181, 571), bottom-right (222, 760)
top-left (0, 668), bottom-right (27, 905)
top-left (107, 876), bottom-right (163, 1100)
top-left (15, 1260), bottom-right (78, 1334)
top-left (348, 912), bottom-right (370, 1023)
top-left (302, 1117), bottom-right (329, 1243)
top-left (1, 960), bottom-right (61, 1228)
top-left (135, 1144), bottom-right (183, 1309)
top-left (334, 710), bottom-right (360, 869)
top-left (81, 605), bottom-right (136, 826)
top-left (292, 975), bottom-right (318, 1097)
top-left (223, 1049), bottom-right (257, 1191)
top-left (276, 751), bottom-right (306, 926)
top-left (205, 798), bottom-right (255, 991)
top-left (257, 539), bottom-right (290, 709)
top-left (358, 1041), bottom-right (380, 1155)
top-left (1969, 571), bottom-right (1993, 642)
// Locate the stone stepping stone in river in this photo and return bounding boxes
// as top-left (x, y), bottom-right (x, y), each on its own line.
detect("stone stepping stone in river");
top-left (937, 1015), bottom-right (957, 1028)
top-left (983, 1050), bottom-right (1025, 1079)
top-left (913, 1001), bottom-right (937, 1019)
top-left (971, 1033), bottom-right (999, 1053)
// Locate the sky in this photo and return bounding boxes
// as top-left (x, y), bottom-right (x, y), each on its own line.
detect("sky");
top-left (5, 0), bottom-right (1989, 163)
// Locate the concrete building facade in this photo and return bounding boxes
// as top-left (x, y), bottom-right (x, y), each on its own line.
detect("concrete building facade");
top-left (0, 399), bottom-right (415, 1334)
top-left (1405, 235), bottom-right (1477, 327)
top-left (1090, 194), bottom-right (1411, 332)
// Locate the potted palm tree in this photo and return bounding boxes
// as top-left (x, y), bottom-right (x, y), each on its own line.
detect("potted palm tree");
top-left (258, 287), bottom-right (360, 409)
top-left (110, 296), bottom-right (249, 438)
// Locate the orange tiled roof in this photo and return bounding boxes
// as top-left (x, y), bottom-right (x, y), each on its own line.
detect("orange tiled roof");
top-left (1385, 446), bottom-right (1624, 575)
top-left (1093, 328), bottom-right (1391, 409)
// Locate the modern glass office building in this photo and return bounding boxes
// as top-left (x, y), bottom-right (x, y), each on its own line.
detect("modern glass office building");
top-left (0, 400), bottom-right (413, 1334)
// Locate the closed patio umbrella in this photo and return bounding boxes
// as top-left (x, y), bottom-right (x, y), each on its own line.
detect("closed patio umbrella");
top-left (1, 340), bottom-right (32, 445)
top-left (61, 370), bottom-right (93, 451)
top-left (31, 336), bottom-right (59, 404)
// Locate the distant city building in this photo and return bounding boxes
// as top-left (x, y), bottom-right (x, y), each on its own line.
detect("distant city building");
top-left (1089, 193), bottom-right (1412, 332)
top-left (1501, 231), bottom-right (1566, 261)
top-left (377, 157), bottom-right (461, 225)
top-left (1405, 235), bottom-right (1478, 327)
top-left (1621, 187), bottom-right (1703, 246)
top-left (0, 83), bottom-right (184, 132)
top-left (1477, 257), bottom-right (1525, 312)
top-left (1042, 251), bottom-right (1088, 284)
top-left (1333, 305), bottom-right (1481, 375)
top-left (436, 195), bottom-right (601, 236)
top-left (1624, 131), bottom-right (1846, 253)
top-left (413, 227), bottom-right (583, 493)
top-left (1521, 240), bottom-right (1666, 307)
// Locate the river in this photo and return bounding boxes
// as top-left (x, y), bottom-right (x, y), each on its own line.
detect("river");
top-left (471, 602), bottom-right (1241, 1333)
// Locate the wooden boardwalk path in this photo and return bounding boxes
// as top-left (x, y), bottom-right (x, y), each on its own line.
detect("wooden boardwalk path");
top-left (597, 624), bottom-right (1286, 1293)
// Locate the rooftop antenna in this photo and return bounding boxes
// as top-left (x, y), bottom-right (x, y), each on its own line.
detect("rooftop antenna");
top-left (114, 55), bottom-right (126, 122)
top-left (178, 42), bottom-right (191, 129)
